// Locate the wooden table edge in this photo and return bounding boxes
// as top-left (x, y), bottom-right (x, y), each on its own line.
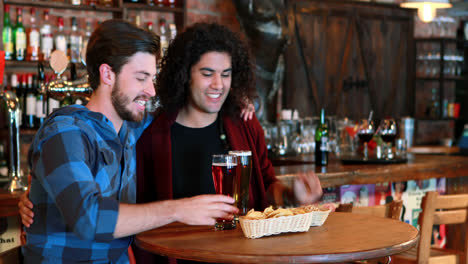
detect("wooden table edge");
top-left (135, 225), bottom-right (419, 263)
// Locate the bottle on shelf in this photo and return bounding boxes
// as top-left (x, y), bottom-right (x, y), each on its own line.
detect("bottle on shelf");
top-left (55, 17), bottom-right (68, 54)
top-left (11, 73), bottom-right (23, 126)
top-left (24, 74), bottom-right (36, 129)
top-left (169, 23), bottom-right (177, 41)
top-left (36, 62), bottom-right (47, 128)
top-left (70, 17), bottom-right (82, 63)
top-left (14, 8), bottom-right (27, 61)
top-left (135, 13), bottom-right (141, 28)
top-left (40, 10), bottom-right (54, 61)
top-left (315, 108), bottom-right (329, 166)
top-left (427, 87), bottom-right (440, 118)
top-left (86, 0), bottom-right (98, 6)
top-left (98, 0), bottom-right (113, 7)
top-left (3, 5), bottom-right (14, 61)
top-left (82, 21), bottom-right (93, 57)
top-left (70, 0), bottom-right (81, 5)
top-left (166, 0), bottom-right (176, 7)
top-left (147, 22), bottom-right (154, 32)
top-left (158, 18), bottom-right (169, 58)
top-left (27, 8), bottom-right (40, 62)
top-left (18, 74), bottom-right (26, 126)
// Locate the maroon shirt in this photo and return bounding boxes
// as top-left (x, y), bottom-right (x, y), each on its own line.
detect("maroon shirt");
top-left (136, 111), bottom-right (278, 210)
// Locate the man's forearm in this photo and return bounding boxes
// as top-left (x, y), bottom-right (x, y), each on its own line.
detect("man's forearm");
top-left (113, 195), bottom-right (238, 239)
top-left (113, 200), bottom-right (176, 239)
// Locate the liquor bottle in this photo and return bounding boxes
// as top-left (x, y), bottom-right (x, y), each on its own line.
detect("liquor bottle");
top-left (135, 14), bottom-right (141, 28)
top-left (82, 21), bottom-right (93, 58)
top-left (70, 17), bottom-right (82, 63)
top-left (158, 18), bottom-right (169, 58)
top-left (40, 11), bottom-right (54, 61)
top-left (86, 0), bottom-right (98, 5)
top-left (27, 8), bottom-right (40, 62)
top-left (169, 23), bottom-right (177, 41)
top-left (36, 63), bottom-right (47, 127)
top-left (315, 108), bottom-right (328, 166)
top-left (427, 87), bottom-right (440, 118)
top-left (0, 143), bottom-right (9, 184)
top-left (14, 8), bottom-right (27, 61)
top-left (17, 74), bottom-right (26, 127)
top-left (3, 5), bottom-right (14, 61)
top-left (24, 74), bottom-right (36, 128)
top-left (98, 0), bottom-right (113, 7)
top-left (55, 17), bottom-right (67, 54)
top-left (147, 22), bottom-right (154, 32)
top-left (11, 73), bottom-right (23, 126)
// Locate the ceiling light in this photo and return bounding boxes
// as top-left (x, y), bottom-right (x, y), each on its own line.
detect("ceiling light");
top-left (400, 0), bottom-right (452, 23)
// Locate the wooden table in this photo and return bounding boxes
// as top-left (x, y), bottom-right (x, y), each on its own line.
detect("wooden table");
top-left (135, 212), bottom-right (419, 263)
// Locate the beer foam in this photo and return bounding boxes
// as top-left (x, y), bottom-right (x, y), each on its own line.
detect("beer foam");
top-left (228, 150), bottom-right (252, 156)
top-left (212, 162), bottom-right (237, 167)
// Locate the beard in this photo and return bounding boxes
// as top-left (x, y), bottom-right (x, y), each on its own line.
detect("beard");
top-left (111, 82), bottom-right (145, 123)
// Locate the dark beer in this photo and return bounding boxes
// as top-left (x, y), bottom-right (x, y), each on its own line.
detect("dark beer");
top-left (229, 151), bottom-right (252, 217)
top-left (211, 154), bottom-right (237, 230)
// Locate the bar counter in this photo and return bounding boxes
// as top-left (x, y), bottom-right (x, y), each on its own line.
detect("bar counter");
top-left (274, 153), bottom-right (468, 188)
top-left (1, 153), bottom-right (467, 214)
top-left (0, 189), bottom-right (21, 218)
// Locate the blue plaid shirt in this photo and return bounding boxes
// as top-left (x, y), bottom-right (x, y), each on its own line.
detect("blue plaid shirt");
top-left (23, 105), bottom-right (152, 263)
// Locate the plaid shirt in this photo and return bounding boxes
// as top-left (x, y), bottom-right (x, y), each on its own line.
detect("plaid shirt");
top-left (23, 105), bottom-right (152, 263)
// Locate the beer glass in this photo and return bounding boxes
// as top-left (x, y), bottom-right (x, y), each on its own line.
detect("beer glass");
top-left (211, 154), bottom-right (238, 230)
top-left (228, 150), bottom-right (252, 222)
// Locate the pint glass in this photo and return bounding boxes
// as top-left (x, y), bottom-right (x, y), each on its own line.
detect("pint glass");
top-left (211, 154), bottom-right (238, 230)
top-left (228, 150), bottom-right (252, 220)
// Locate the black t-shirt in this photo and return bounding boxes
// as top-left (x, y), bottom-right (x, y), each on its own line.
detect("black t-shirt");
top-left (171, 117), bottom-right (227, 199)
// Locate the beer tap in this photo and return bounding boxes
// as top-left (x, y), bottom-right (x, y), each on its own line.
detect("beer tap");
top-left (0, 51), bottom-right (27, 192)
top-left (1, 91), bottom-right (27, 192)
top-left (40, 50), bottom-right (92, 106)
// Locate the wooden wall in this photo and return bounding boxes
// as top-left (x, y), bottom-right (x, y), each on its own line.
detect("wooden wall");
top-left (283, 0), bottom-right (415, 121)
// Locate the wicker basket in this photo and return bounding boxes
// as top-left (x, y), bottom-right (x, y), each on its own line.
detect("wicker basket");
top-left (238, 212), bottom-right (313, 239)
top-left (310, 208), bottom-right (331, 226)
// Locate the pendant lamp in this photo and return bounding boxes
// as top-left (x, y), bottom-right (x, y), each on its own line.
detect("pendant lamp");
top-left (400, 0), bottom-right (452, 23)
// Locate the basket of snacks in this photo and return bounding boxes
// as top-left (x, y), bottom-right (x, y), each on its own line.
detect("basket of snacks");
top-left (302, 205), bottom-right (332, 226)
top-left (239, 205), bottom-right (331, 239)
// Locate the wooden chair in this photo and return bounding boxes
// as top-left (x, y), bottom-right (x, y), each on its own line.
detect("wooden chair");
top-left (392, 191), bottom-right (468, 264)
top-left (336, 200), bottom-right (403, 220)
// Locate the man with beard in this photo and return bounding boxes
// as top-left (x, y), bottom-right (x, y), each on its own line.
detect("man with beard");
top-left (22, 20), bottom-right (238, 264)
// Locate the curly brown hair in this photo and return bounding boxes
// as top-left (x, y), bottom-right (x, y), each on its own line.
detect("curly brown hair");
top-left (156, 22), bottom-right (256, 118)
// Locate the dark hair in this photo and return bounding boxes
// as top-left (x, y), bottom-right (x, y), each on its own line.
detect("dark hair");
top-left (86, 19), bottom-right (160, 90)
top-left (156, 22), bottom-right (256, 117)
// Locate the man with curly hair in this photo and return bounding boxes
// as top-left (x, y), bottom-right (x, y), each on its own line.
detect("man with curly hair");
top-left (137, 22), bottom-right (322, 213)
top-left (135, 23), bottom-right (322, 263)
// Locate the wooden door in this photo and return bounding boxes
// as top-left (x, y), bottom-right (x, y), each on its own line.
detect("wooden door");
top-left (284, 0), bottom-right (415, 120)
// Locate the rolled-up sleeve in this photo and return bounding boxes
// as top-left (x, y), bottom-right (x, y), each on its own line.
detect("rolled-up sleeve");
top-left (31, 129), bottom-right (119, 242)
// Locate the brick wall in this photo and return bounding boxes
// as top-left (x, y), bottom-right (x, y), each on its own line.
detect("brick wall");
top-left (185, 0), bottom-right (240, 32)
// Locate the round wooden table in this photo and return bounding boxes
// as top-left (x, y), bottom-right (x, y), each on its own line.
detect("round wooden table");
top-left (135, 212), bottom-right (419, 263)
